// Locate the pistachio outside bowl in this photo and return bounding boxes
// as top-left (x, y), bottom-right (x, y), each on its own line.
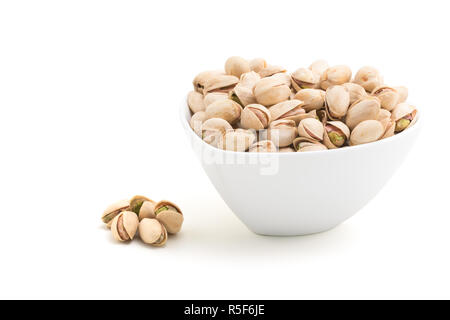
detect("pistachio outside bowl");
top-left (180, 101), bottom-right (421, 236)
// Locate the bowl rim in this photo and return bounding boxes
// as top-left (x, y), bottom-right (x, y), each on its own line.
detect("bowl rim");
top-left (180, 98), bottom-right (422, 156)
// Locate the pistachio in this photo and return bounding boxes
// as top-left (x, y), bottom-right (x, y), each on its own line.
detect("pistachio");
top-left (320, 65), bottom-right (352, 90)
top-left (193, 70), bottom-right (224, 93)
top-left (154, 200), bottom-right (184, 234)
top-left (377, 109), bottom-right (392, 129)
top-left (138, 200), bottom-right (157, 221)
top-left (239, 71), bottom-right (261, 89)
top-left (382, 120), bottom-right (396, 139)
top-left (371, 86), bottom-right (399, 111)
top-left (309, 60), bottom-right (329, 79)
top-left (394, 86), bottom-right (408, 103)
top-left (349, 120), bottom-right (384, 145)
top-left (267, 119), bottom-right (298, 147)
top-left (279, 147), bottom-right (296, 152)
top-left (203, 74), bottom-right (239, 95)
top-left (249, 140), bottom-right (277, 153)
top-left (323, 121), bottom-right (350, 149)
top-left (353, 66), bottom-right (382, 92)
top-left (391, 103), bottom-right (418, 133)
top-left (205, 99), bottom-right (242, 124)
top-left (204, 92), bottom-right (228, 107)
top-left (225, 56), bottom-right (251, 78)
top-left (297, 118), bottom-right (324, 141)
top-left (190, 111), bottom-right (206, 136)
top-left (293, 137), bottom-right (327, 152)
top-left (187, 90), bottom-right (205, 114)
top-left (229, 84), bottom-right (257, 107)
top-left (345, 96), bottom-right (381, 130)
top-left (269, 99), bottom-right (306, 124)
top-left (201, 118), bottom-right (233, 147)
top-left (249, 58), bottom-right (267, 73)
top-left (219, 129), bottom-right (256, 152)
top-left (325, 85), bottom-right (350, 119)
top-left (254, 75), bottom-right (291, 106)
top-left (241, 104), bottom-right (271, 130)
top-left (111, 211), bottom-right (139, 242)
top-left (101, 199), bottom-right (130, 228)
top-left (139, 218), bottom-right (168, 247)
top-left (258, 65), bottom-right (286, 78)
top-left (342, 82), bottom-right (368, 105)
top-left (293, 89), bottom-right (325, 112)
top-left (291, 68), bottom-right (319, 91)
top-left (130, 195), bottom-right (153, 215)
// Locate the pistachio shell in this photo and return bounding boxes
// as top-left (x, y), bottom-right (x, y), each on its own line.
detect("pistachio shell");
top-left (249, 58), bottom-right (267, 73)
top-left (254, 76), bottom-right (291, 106)
top-left (371, 86), bottom-right (399, 111)
top-left (293, 137), bottom-right (327, 152)
top-left (225, 56), bottom-right (251, 78)
top-left (154, 200), bottom-right (183, 234)
top-left (201, 118), bottom-right (233, 147)
top-left (382, 120), bottom-right (396, 139)
top-left (203, 74), bottom-right (239, 94)
top-left (377, 109), bottom-right (392, 129)
top-left (130, 195), bottom-right (152, 214)
top-left (139, 200), bottom-right (156, 221)
top-left (111, 211), bottom-right (139, 242)
top-left (101, 199), bottom-right (130, 227)
top-left (187, 91), bottom-right (205, 113)
top-left (190, 111), bottom-right (206, 136)
top-left (293, 89), bottom-right (325, 112)
top-left (279, 147), bottom-right (295, 152)
top-left (320, 65), bottom-right (352, 90)
top-left (394, 86), bottom-right (408, 103)
top-left (139, 218), bottom-right (168, 246)
top-left (258, 65), bottom-right (286, 78)
top-left (193, 70), bottom-right (224, 93)
top-left (309, 60), bottom-right (329, 78)
top-left (298, 118), bottom-right (324, 141)
top-left (343, 82), bottom-right (368, 105)
top-left (205, 99), bottom-right (242, 124)
top-left (230, 84), bottom-right (257, 107)
top-left (391, 103), bottom-right (418, 132)
top-left (291, 68), bottom-right (319, 91)
top-left (267, 119), bottom-right (298, 147)
top-left (204, 92), bottom-right (228, 107)
top-left (239, 71), bottom-right (261, 89)
top-left (241, 104), bottom-right (271, 130)
top-left (325, 85), bottom-right (350, 119)
top-left (219, 129), bottom-right (256, 152)
top-left (323, 121), bottom-right (350, 149)
top-left (272, 72), bottom-right (292, 87)
top-left (349, 120), bottom-right (384, 145)
top-left (345, 97), bottom-right (381, 130)
top-left (249, 140), bottom-right (277, 153)
top-left (353, 66), bottom-right (382, 92)
top-left (269, 99), bottom-right (305, 124)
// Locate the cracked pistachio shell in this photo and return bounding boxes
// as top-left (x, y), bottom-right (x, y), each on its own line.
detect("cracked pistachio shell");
top-left (345, 96), bottom-right (381, 130)
top-left (320, 65), bottom-right (352, 90)
top-left (325, 85), bottom-right (350, 119)
top-left (154, 201), bottom-right (183, 234)
top-left (268, 119), bottom-right (298, 147)
top-left (258, 65), bottom-right (287, 78)
top-left (130, 195), bottom-right (153, 215)
top-left (293, 137), bottom-right (327, 152)
top-left (343, 83), bottom-right (368, 105)
top-left (394, 86), bottom-right (408, 103)
top-left (279, 147), bottom-right (295, 152)
top-left (205, 99), bottom-right (242, 124)
top-left (230, 84), bottom-right (257, 107)
top-left (272, 72), bottom-right (292, 87)
top-left (309, 60), bottom-right (329, 78)
top-left (204, 92), bottom-right (228, 107)
top-left (190, 111), bottom-right (207, 136)
top-left (372, 86), bottom-right (399, 111)
top-left (293, 89), bottom-right (325, 112)
top-left (377, 109), bottom-right (392, 129)
top-left (323, 121), bottom-right (350, 149)
top-left (225, 56), bottom-right (251, 78)
top-left (239, 71), bottom-right (261, 89)
top-left (298, 118), bottom-right (324, 141)
top-left (111, 211), bottom-right (139, 242)
top-left (187, 91), bottom-right (205, 113)
top-left (249, 140), bottom-right (277, 153)
top-left (349, 120), bottom-right (384, 145)
top-left (203, 74), bottom-right (239, 95)
top-left (291, 68), bottom-right (319, 91)
top-left (241, 104), bottom-right (271, 130)
top-left (201, 118), bottom-right (232, 147)
top-left (249, 58), bottom-right (267, 73)
top-left (353, 66), bottom-right (382, 92)
top-left (139, 200), bottom-right (157, 221)
top-left (254, 76), bottom-right (291, 106)
top-left (139, 218), bottom-right (168, 246)
top-left (219, 129), bottom-right (256, 152)
top-left (269, 99), bottom-right (306, 124)
top-left (193, 70), bottom-right (224, 93)
top-left (382, 120), bottom-right (396, 139)
top-left (391, 103), bottom-right (418, 133)
top-left (101, 199), bottom-right (130, 228)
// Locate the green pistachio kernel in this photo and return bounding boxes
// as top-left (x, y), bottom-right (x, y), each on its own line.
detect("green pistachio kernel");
top-left (230, 92), bottom-right (243, 106)
top-left (395, 118), bottom-right (410, 133)
top-left (328, 131), bottom-right (345, 147)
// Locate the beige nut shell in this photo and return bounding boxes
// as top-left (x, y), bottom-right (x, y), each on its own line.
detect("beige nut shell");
top-left (241, 104), bottom-right (271, 130)
top-left (269, 99), bottom-right (305, 123)
top-left (139, 200), bottom-right (156, 221)
top-left (205, 99), bottom-right (242, 124)
top-left (102, 199), bottom-right (130, 227)
top-left (111, 211), bottom-right (139, 242)
top-left (253, 76), bottom-right (291, 106)
top-left (298, 118), bottom-right (324, 141)
top-left (154, 200), bottom-right (184, 234)
top-left (349, 120), bottom-right (384, 145)
top-left (345, 97), bottom-right (381, 130)
top-left (225, 56), bottom-right (251, 78)
top-left (187, 91), bottom-right (206, 113)
top-left (139, 218), bottom-right (168, 246)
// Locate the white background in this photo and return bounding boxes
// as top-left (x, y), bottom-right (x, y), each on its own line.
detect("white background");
top-left (0, 0), bottom-right (449, 299)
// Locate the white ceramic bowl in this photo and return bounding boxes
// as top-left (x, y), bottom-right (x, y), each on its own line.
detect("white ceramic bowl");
top-left (180, 101), bottom-right (421, 236)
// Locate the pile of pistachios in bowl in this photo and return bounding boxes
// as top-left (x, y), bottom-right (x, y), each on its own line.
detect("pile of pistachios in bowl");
top-left (188, 57), bottom-right (418, 152)
top-left (101, 195), bottom-right (183, 247)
